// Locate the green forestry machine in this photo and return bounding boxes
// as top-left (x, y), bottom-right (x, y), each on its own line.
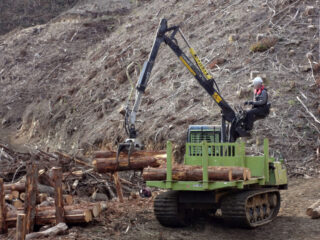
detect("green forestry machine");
top-left (119, 19), bottom-right (288, 228)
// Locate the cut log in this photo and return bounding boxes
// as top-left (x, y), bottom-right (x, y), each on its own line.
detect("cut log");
top-left (12, 191), bottom-right (20, 199)
top-left (25, 222), bottom-right (67, 240)
top-left (35, 207), bottom-right (92, 225)
top-left (230, 167), bottom-right (247, 181)
top-left (4, 183), bottom-right (54, 195)
top-left (16, 213), bottom-right (26, 240)
top-left (12, 199), bottom-right (23, 209)
top-left (38, 200), bottom-right (54, 208)
top-left (37, 193), bottom-right (48, 204)
top-left (143, 166), bottom-right (233, 181)
top-left (63, 195), bottom-right (73, 205)
top-left (245, 168), bottom-right (251, 180)
top-left (100, 202), bottom-right (107, 212)
top-left (88, 203), bottom-right (102, 218)
top-left (5, 194), bottom-right (13, 201)
top-left (19, 192), bottom-right (48, 204)
top-left (306, 200), bottom-right (320, 217)
top-left (4, 190), bottom-right (11, 195)
top-left (4, 183), bottom-right (25, 192)
top-left (0, 178), bottom-right (8, 233)
top-left (19, 193), bottom-right (25, 202)
top-left (6, 206), bottom-right (93, 227)
top-left (93, 155), bottom-right (165, 173)
top-left (37, 184), bottom-right (54, 196)
top-left (67, 170), bottom-right (84, 178)
top-left (311, 206), bottom-right (320, 219)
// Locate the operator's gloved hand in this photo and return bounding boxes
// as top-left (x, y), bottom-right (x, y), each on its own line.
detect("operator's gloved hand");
top-left (244, 101), bottom-right (254, 105)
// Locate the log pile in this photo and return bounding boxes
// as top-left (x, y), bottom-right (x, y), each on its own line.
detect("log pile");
top-left (0, 161), bottom-right (108, 239)
top-left (143, 166), bottom-right (251, 181)
top-left (0, 143), bottom-right (136, 202)
top-left (0, 142), bottom-right (142, 239)
top-left (6, 202), bottom-right (104, 227)
top-left (306, 200), bottom-right (320, 219)
top-left (4, 182), bottom-right (73, 208)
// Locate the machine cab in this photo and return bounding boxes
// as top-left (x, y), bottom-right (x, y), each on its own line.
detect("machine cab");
top-left (187, 125), bottom-right (222, 143)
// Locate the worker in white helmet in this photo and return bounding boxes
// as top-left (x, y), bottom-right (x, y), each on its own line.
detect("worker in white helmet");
top-left (243, 77), bottom-right (270, 131)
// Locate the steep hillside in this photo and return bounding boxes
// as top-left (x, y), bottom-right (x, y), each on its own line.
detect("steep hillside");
top-left (0, 0), bottom-right (319, 176)
top-left (0, 0), bottom-right (79, 35)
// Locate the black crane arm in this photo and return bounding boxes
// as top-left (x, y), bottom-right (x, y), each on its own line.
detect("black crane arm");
top-left (125, 19), bottom-right (244, 144)
top-left (163, 34), bottom-right (236, 122)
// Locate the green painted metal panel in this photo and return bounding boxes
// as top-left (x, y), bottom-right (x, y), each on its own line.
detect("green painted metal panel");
top-left (202, 141), bottom-right (209, 189)
top-left (267, 162), bottom-right (288, 185)
top-left (245, 156), bottom-right (265, 177)
top-left (146, 178), bottom-right (262, 191)
top-left (146, 138), bottom-right (288, 191)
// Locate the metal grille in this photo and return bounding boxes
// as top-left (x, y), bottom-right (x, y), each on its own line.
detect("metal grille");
top-left (188, 144), bottom-right (236, 157)
top-left (190, 131), bottom-right (220, 143)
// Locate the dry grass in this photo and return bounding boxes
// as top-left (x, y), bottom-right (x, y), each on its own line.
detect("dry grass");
top-left (250, 37), bottom-right (278, 52)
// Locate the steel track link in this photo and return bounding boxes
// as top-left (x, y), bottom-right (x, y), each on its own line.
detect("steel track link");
top-left (221, 189), bottom-right (280, 228)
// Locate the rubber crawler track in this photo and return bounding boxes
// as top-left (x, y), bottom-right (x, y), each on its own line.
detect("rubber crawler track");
top-left (154, 191), bottom-right (188, 227)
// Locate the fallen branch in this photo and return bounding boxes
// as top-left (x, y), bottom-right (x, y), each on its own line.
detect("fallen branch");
top-left (296, 96), bottom-right (320, 124)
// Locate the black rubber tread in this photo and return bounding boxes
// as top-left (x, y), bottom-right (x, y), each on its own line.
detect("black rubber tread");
top-left (154, 191), bottom-right (188, 227)
top-left (221, 189), bottom-right (280, 228)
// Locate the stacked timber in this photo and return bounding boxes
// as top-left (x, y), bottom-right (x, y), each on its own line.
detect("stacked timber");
top-left (4, 182), bottom-right (54, 196)
top-left (5, 202), bottom-right (104, 228)
top-left (306, 200), bottom-right (320, 219)
top-left (92, 151), bottom-right (166, 173)
top-left (143, 166), bottom-right (251, 181)
top-left (4, 183), bottom-right (73, 208)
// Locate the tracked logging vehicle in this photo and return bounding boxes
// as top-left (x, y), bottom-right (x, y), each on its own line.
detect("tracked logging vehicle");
top-left (119, 19), bottom-right (288, 228)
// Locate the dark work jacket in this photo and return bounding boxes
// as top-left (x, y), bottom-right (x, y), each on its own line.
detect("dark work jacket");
top-left (252, 89), bottom-right (270, 116)
top-left (253, 88), bottom-right (268, 107)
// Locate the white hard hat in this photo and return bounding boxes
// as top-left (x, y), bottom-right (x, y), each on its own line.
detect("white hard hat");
top-left (253, 76), bottom-right (263, 86)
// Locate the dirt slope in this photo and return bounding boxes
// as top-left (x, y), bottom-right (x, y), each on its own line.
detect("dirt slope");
top-left (0, 0), bottom-right (79, 35)
top-left (0, 0), bottom-right (319, 176)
